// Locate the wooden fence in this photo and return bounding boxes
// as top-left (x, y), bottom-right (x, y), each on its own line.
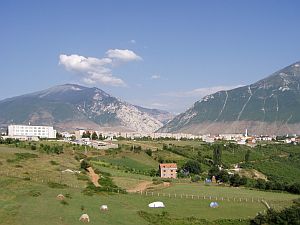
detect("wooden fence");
top-left (132, 190), bottom-right (265, 204)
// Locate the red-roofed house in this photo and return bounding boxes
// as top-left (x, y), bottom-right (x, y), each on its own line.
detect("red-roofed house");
top-left (159, 163), bottom-right (177, 178)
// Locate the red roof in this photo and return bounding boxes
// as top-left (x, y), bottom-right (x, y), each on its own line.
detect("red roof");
top-left (160, 163), bottom-right (177, 168)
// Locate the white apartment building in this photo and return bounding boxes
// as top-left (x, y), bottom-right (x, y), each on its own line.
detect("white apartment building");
top-left (8, 125), bottom-right (57, 139)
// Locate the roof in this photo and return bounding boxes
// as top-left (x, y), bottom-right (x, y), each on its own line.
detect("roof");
top-left (159, 163), bottom-right (177, 168)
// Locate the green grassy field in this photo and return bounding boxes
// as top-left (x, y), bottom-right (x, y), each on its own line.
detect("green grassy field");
top-left (0, 142), bottom-right (299, 225)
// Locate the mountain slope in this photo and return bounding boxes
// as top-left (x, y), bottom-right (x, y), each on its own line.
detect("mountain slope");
top-left (0, 84), bottom-right (165, 132)
top-left (159, 61), bottom-right (300, 135)
top-left (134, 105), bottom-right (174, 124)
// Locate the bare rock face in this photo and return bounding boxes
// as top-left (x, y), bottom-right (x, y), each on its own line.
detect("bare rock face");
top-left (0, 84), bottom-right (167, 132)
top-left (159, 61), bottom-right (300, 135)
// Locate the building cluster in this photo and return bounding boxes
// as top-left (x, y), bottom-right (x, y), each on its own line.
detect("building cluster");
top-left (1, 125), bottom-right (300, 147)
top-left (72, 130), bottom-right (202, 141)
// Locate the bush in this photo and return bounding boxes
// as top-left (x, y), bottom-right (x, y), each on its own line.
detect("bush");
top-left (60, 200), bottom-right (69, 205)
top-left (80, 159), bottom-right (91, 170)
top-left (182, 160), bottom-right (202, 174)
top-left (50, 160), bottom-right (59, 165)
top-left (191, 175), bottom-right (201, 182)
top-left (28, 190), bottom-right (41, 197)
top-left (251, 199), bottom-right (300, 225)
top-left (145, 149), bottom-right (152, 156)
top-left (47, 182), bottom-right (67, 189)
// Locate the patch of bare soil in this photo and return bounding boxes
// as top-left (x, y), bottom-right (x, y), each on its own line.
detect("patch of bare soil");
top-left (87, 167), bottom-right (100, 187)
top-left (127, 181), bottom-right (153, 193)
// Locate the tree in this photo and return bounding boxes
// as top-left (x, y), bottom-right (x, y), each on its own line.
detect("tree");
top-left (208, 165), bottom-right (220, 178)
top-left (191, 175), bottom-right (201, 182)
top-left (213, 144), bottom-right (222, 165)
top-left (216, 170), bottom-right (230, 183)
top-left (82, 132), bottom-right (91, 138)
top-left (91, 132), bottom-right (98, 140)
top-left (229, 174), bottom-right (241, 187)
top-left (245, 149), bottom-right (251, 163)
top-left (145, 149), bottom-right (152, 156)
top-left (183, 160), bottom-right (202, 174)
top-left (56, 132), bottom-right (63, 139)
top-left (80, 159), bottom-right (90, 170)
top-left (98, 134), bottom-right (104, 140)
top-left (255, 179), bottom-right (267, 190)
top-left (251, 199), bottom-right (300, 225)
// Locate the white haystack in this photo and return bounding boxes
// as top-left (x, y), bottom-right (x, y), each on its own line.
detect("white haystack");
top-left (79, 214), bottom-right (90, 223)
top-left (148, 201), bottom-right (165, 208)
top-left (56, 194), bottom-right (65, 200)
top-left (100, 205), bottom-right (108, 211)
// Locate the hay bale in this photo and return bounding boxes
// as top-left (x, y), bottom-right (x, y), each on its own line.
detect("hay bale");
top-left (56, 194), bottom-right (65, 201)
top-left (100, 205), bottom-right (108, 211)
top-left (209, 202), bottom-right (219, 208)
top-left (79, 214), bottom-right (90, 223)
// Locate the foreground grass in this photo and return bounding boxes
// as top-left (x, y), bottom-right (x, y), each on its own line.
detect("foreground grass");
top-left (0, 143), bottom-right (299, 225)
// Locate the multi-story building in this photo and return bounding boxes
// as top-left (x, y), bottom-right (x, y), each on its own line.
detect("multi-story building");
top-left (159, 163), bottom-right (177, 179)
top-left (8, 125), bottom-right (57, 139)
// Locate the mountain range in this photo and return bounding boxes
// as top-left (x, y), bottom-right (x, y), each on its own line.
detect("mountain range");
top-left (159, 61), bottom-right (300, 135)
top-left (0, 84), bottom-right (173, 132)
top-left (1, 61), bottom-right (300, 135)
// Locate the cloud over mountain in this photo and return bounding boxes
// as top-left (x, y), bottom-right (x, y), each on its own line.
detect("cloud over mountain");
top-left (59, 49), bottom-right (142, 86)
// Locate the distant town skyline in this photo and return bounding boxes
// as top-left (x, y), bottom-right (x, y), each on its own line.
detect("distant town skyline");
top-left (1, 0), bottom-right (300, 113)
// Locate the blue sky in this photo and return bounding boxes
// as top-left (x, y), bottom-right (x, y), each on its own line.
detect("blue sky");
top-left (1, 0), bottom-right (300, 113)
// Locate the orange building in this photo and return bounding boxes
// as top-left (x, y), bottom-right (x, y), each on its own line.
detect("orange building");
top-left (159, 163), bottom-right (177, 178)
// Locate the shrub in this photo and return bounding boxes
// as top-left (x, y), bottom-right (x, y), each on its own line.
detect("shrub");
top-left (28, 190), bottom-right (41, 197)
top-left (60, 200), bottom-right (69, 205)
top-left (80, 159), bottom-right (91, 170)
top-left (182, 160), bottom-right (202, 174)
top-left (65, 193), bottom-right (72, 199)
top-left (145, 149), bottom-right (152, 156)
top-left (50, 160), bottom-right (59, 165)
top-left (47, 182), bottom-right (67, 189)
top-left (191, 175), bottom-right (201, 182)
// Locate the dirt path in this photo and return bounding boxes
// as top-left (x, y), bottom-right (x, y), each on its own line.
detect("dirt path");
top-left (127, 181), bottom-right (171, 193)
top-left (127, 181), bottom-right (153, 193)
top-left (87, 167), bottom-right (100, 187)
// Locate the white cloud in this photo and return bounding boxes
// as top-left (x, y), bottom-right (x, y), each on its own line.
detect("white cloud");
top-left (130, 39), bottom-right (136, 44)
top-left (161, 85), bottom-right (243, 98)
top-left (151, 75), bottom-right (161, 80)
top-left (59, 49), bottom-right (142, 87)
top-left (150, 102), bottom-right (168, 107)
top-left (106, 49), bottom-right (142, 62)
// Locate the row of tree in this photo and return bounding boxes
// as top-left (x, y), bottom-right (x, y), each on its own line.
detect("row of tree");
top-left (81, 131), bottom-right (106, 140)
